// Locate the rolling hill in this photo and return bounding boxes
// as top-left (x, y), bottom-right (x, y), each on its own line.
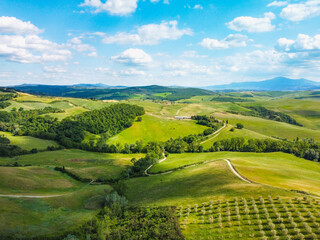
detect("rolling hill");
top-left (12, 84), bottom-right (213, 101)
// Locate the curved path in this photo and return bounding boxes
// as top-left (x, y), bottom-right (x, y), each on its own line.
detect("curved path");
top-left (200, 124), bottom-right (227, 145)
top-left (224, 159), bottom-right (252, 183)
top-left (145, 154), bottom-right (252, 185)
top-left (145, 153), bottom-right (167, 176)
top-left (0, 193), bottom-right (68, 198)
top-left (0, 180), bottom-right (94, 199)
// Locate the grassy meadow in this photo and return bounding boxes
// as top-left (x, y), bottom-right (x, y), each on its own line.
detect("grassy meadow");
top-left (126, 160), bottom-right (295, 207)
top-left (149, 152), bottom-right (320, 196)
top-left (0, 149), bottom-right (143, 182)
top-left (0, 90), bottom-right (320, 239)
top-left (0, 131), bottom-right (59, 151)
top-left (107, 113), bottom-right (209, 144)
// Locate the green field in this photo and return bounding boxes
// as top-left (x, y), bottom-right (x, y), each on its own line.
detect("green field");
top-left (0, 184), bottom-right (112, 239)
top-left (126, 160), bottom-right (295, 206)
top-left (149, 152), bottom-right (320, 196)
top-left (107, 114), bottom-right (209, 144)
top-left (213, 112), bottom-right (320, 141)
top-left (0, 166), bottom-right (85, 194)
top-left (201, 125), bottom-right (272, 149)
top-left (0, 131), bottom-right (59, 150)
top-left (0, 149), bottom-right (143, 182)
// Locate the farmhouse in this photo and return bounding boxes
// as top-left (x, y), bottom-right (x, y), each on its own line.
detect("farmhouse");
top-left (174, 116), bottom-right (191, 120)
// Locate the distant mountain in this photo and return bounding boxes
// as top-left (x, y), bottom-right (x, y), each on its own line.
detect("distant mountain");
top-left (205, 77), bottom-right (320, 91)
top-left (72, 83), bottom-right (111, 88)
top-left (12, 84), bottom-right (213, 101)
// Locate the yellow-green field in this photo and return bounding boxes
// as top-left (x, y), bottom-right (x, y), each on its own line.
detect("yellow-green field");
top-left (149, 152), bottom-right (320, 196)
top-left (0, 166), bottom-right (85, 194)
top-left (0, 149), bottom-right (143, 182)
top-left (0, 131), bottom-right (59, 150)
top-left (107, 114), bottom-right (209, 144)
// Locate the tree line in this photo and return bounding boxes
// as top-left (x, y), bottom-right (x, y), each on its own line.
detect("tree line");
top-left (209, 137), bottom-right (320, 162)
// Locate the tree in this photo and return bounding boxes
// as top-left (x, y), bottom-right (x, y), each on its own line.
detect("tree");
top-left (131, 158), bottom-right (137, 165)
top-left (236, 123), bottom-right (244, 129)
top-left (0, 135), bottom-right (10, 145)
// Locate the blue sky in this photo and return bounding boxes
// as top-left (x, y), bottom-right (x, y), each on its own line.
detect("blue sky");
top-left (0, 0), bottom-right (320, 86)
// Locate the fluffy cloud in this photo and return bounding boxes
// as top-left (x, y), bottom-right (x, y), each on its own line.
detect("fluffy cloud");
top-left (0, 16), bottom-right (42, 34)
top-left (79, 0), bottom-right (138, 16)
top-left (103, 21), bottom-right (192, 45)
top-left (95, 67), bottom-right (117, 77)
top-left (163, 60), bottom-right (213, 77)
top-left (277, 34), bottom-right (320, 51)
top-left (193, 4), bottom-right (203, 10)
top-left (0, 34), bottom-right (71, 63)
top-left (199, 34), bottom-right (250, 50)
top-left (43, 66), bottom-right (67, 73)
top-left (0, 17), bottom-right (72, 64)
top-left (267, 1), bottom-right (288, 7)
top-left (111, 48), bottom-right (152, 65)
top-left (181, 51), bottom-right (208, 58)
top-left (120, 68), bottom-right (146, 76)
top-left (280, 0), bottom-right (320, 22)
top-left (227, 12), bottom-right (276, 33)
top-left (67, 37), bottom-right (97, 56)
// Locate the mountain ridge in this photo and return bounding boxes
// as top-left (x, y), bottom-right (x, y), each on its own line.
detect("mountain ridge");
top-left (204, 77), bottom-right (320, 91)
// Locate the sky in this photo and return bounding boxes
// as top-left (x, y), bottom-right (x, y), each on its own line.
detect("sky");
top-left (0, 0), bottom-right (320, 87)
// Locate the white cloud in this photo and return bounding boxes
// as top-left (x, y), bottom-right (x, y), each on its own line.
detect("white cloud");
top-left (163, 60), bottom-right (213, 76)
top-left (88, 51), bottom-right (97, 57)
top-left (43, 66), bottom-right (67, 73)
top-left (280, 0), bottom-right (320, 22)
top-left (67, 37), bottom-right (96, 52)
top-left (227, 12), bottom-right (276, 33)
top-left (69, 37), bottom-right (82, 44)
top-left (102, 21), bottom-right (192, 45)
top-left (181, 50), bottom-right (208, 58)
top-left (95, 67), bottom-right (117, 77)
top-left (0, 16), bottom-right (42, 34)
top-left (199, 34), bottom-right (250, 50)
top-left (111, 48), bottom-right (152, 65)
top-left (120, 68), bottom-right (146, 76)
top-left (277, 38), bottom-right (296, 51)
top-left (277, 34), bottom-right (320, 51)
top-left (0, 17), bottom-right (74, 64)
top-left (79, 0), bottom-right (138, 16)
top-left (193, 4), bottom-right (203, 10)
top-left (267, 1), bottom-right (288, 7)
top-left (0, 34), bottom-right (71, 63)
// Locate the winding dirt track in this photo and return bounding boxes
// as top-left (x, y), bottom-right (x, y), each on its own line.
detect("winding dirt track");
top-left (145, 155), bottom-right (253, 185)
top-left (200, 124), bottom-right (227, 145)
top-left (0, 180), bottom-right (94, 199)
top-left (0, 194), bottom-right (67, 198)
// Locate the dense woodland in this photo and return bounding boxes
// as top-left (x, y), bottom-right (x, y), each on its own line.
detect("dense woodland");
top-left (0, 104), bottom-right (144, 154)
top-left (0, 91), bottom-right (17, 109)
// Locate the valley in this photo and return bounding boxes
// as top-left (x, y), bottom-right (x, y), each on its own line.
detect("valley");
top-left (0, 87), bottom-right (319, 239)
